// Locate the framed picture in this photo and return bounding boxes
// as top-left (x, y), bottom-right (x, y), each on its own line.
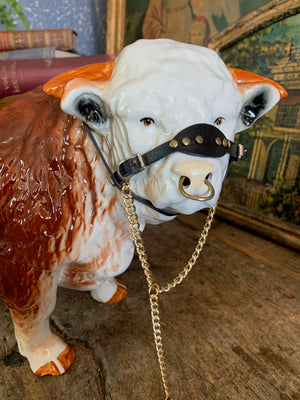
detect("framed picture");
top-left (209, 0), bottom-right (300, 250)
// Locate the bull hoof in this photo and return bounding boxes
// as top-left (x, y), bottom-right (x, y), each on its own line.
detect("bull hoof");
top-left (91, 278), bottom-right (127, 303)
top-left (107, 279), bottom-right (127, 303)
top-left (35, 345), bottom-right (75, 376)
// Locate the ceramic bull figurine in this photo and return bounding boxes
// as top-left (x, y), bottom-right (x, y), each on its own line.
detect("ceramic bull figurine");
top-left (0, 39), bottom-right (286, 376)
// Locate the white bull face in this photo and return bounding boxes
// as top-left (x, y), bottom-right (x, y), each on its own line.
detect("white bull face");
top-left (56, 39), bottom-right (284, 220)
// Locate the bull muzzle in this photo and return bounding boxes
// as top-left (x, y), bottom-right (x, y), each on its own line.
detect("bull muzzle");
top-left (175, 158), bottom-right (216, 202)
top-left (83, 122), bottom-right (247, 216)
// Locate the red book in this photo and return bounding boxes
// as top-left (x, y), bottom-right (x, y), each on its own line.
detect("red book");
top-left (0, 54), bottom-right (115, 97)
top-left (0, 29), bottom-right (78, 52)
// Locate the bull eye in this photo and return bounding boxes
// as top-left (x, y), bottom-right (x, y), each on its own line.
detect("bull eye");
top-left (140, 117), bottom-right (154, 127)
top-left (214, 117), bottom-right (224, 126)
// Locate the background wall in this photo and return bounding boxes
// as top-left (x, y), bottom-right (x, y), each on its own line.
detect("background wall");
top-left (0, 0), bottom-right (107, 55)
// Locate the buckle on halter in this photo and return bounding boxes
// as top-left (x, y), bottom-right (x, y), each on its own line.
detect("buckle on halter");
top-left (117, 153), bottom-right (146, 180)
top-left (229, 143), bottom-right (248, 163)
top-left (237, 144), bottom-right (247, 162)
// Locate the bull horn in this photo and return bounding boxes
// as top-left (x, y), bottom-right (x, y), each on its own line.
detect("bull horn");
top-left (228, 67), bottom-right (287, 99)
top-left (43, 59), bottom-right (115, 99)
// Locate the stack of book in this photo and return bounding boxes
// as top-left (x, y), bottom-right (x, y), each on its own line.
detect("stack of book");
top-left (0, 28), bottom-right (114, 97)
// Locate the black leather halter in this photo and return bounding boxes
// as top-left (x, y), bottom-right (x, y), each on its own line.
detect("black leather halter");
top-left (83, 122), bottom-right (247, 217)
top-left (114, 123), bottom-right (246, 182)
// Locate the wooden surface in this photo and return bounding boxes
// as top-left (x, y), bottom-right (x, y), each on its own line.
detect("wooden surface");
top-left (216, 199), bottom-right (300, 251)
top-left (0, 214), bottom-right (299, 399)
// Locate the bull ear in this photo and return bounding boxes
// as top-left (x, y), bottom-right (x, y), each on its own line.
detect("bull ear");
top-left (43, 60), bottom-right (115, 99)
top-left (43, 61), bottom-right (115, 133)
top-left (60, 78), bottom-right (109, 133)
top-left (229, 68), bottom-right (287, 132)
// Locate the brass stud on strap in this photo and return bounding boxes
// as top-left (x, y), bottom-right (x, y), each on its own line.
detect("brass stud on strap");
top-left (222, 138), bottom-right (228, 147)
top-left (215, 137), bottom-right (222, 146)
top-left (169, 139), bottom-right (178, 148)
top-left (195, 135), bottom-right (204, 144)
top-left (181, 137), bottom-right (191, 146)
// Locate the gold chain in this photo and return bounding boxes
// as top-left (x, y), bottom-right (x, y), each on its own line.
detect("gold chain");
top-left (121, 182), bottom-right (216, 400)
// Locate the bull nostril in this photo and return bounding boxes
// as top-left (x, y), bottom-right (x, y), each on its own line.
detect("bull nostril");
top-left (181, 176), bottom-right (191, 187)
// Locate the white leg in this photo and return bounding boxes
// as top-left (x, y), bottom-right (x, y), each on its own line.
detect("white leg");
top-left (15, 322), bottom-right (74, 375)
top-left (7, 271), bottom-right (74, 375)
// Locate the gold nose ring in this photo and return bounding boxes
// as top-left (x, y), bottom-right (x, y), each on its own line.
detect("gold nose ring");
top-left (179, 176), bottom-right (215, 201)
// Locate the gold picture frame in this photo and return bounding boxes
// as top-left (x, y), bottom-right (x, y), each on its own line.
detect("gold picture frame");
top-left (208, 0), bottom-right (300, 52)
top-left (106, 0), bottom-right (127, 55)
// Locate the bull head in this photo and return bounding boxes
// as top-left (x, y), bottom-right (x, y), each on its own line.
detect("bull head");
top-left (44, 40), bottom-right (286, 216)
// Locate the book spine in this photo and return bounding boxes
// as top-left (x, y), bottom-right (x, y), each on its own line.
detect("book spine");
top-left (0, 47), bottom-right (57, 60)
top-left (0, 55), bottom-right (115, 97)
top-left (0, 47), bottom-right (79, 60)
top-left (0, 29), bottom-right (77, 52)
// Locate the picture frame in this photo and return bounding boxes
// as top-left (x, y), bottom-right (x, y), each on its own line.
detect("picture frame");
top-left (106, 0), bottom-right (127, 55)
top-left (208, 0), bottom-right (300, 250)
top-left (208, 0), bottom-right (300, 52)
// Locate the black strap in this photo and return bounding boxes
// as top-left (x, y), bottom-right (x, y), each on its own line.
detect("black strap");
top-left (115, 124), bottom-right (246, 180)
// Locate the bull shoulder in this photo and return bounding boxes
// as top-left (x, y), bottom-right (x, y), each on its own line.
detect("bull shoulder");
top-left (0, 88), bottom-right (99, 271)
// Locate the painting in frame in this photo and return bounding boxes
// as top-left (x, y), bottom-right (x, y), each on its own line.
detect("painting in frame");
top-left (209, 0), bottom-right (300, 249)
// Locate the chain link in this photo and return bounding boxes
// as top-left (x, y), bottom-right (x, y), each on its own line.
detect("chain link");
top-left (121, 181), bottom-right (216, 400)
